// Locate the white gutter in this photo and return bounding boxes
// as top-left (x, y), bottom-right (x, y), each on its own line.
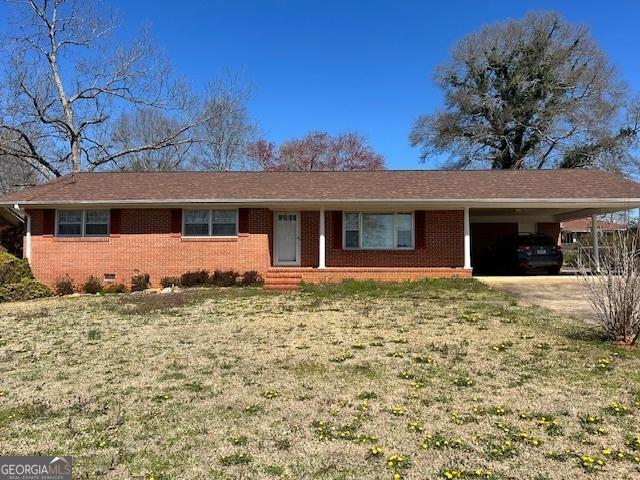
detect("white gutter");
top-left (2, 198), bottom-right (640, 207)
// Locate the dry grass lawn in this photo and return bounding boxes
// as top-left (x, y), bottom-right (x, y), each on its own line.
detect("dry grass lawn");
top-left (1, 279), bottom-right (640, 480)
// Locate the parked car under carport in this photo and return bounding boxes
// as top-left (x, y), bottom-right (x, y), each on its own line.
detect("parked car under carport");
top-left (479, 233), bottom-right (563, 275)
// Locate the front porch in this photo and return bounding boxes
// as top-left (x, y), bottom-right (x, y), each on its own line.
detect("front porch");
top-left (266, 208), bottom-right (471, 289)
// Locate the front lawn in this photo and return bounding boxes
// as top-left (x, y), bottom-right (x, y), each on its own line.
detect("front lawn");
top-left (1, 280), bottom-right (639, 479)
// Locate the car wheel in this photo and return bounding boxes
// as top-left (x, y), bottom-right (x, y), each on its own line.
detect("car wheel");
top-left (547, 266), bottom-right (561, 275)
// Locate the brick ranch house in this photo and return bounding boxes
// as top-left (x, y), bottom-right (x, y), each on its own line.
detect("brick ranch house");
top-left (0, 170), bottom-right (639, 289)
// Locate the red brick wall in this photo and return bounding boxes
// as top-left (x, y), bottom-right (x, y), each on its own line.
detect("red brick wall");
top-left (323, 210), bottom-right (464, 268)
top-left (28, 208), bottom-right (273, 288)
top-left (537, 222), bottom-right (561, 245)
top-left (300, 211), bottom-right (319, 267)
top-left (27, 207), bottom-right (466, 288)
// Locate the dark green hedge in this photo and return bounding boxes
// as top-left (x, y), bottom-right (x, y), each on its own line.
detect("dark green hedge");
top-left (0, 279), bottom-right (51, 303)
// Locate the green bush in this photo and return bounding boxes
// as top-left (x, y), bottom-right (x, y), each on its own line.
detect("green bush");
top-left (0, 258), bottom-right (34, 285)
top-left (0, 279), bottom-right (51, 303)
top-left (0, 252), bottom-right (18, 264)
top-left (55, 275), bottom-right (75, 296)
top-left (82, 275), bottom-right (103, 294)
top-left (180, 270), bottom-right (210, 288)
top-left (211, 269), bottom-right (239, 287)
top-left (102, 283), bottom-right (127, 294)
top-left (161, 276), bottom-right (181, 288)
top-left (131, 273), bottom-right (150, 292)
top-left (563, 250), bottom-right (578, 267)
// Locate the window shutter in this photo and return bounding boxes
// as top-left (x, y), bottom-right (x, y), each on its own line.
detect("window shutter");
top-left (238, 208), bottom-right (249, 235)
top-left (332, 211), bottom-right (342, 249)
top-left (43, 209), bottom-right (55, 236)
top-left (110, 209), bottom-right (121, 236)
top-left (414, 210), bottom-right (426, 249)
top-left (170, 208), bottom-right (182, 237)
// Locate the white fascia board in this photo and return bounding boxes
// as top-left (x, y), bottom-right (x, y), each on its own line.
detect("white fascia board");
top-left (4, 198), bottom-right (640, 210)
top-left (470, 215), bottom-right (558, 223)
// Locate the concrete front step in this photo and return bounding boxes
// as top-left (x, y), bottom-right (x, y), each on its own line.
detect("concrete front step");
top-left (264, 270), bottom-right (303, 291)
top-left (266, 273), bottom-right (304, 279)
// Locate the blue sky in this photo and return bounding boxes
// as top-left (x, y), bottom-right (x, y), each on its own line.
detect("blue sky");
top-left (4, 1), bottom-right (640, 169)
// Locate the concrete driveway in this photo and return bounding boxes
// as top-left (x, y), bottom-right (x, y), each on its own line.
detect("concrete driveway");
top-left (476, 275), bottom-right (594, 320)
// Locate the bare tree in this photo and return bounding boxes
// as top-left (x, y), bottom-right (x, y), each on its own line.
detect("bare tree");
top-left (112, 74), bottom-right (259, 172)
top-left (248, 131), bottom-right (385, 171)
top-left (0, 156), bottom-right (39, 195)
top-left (578, 231), bottom-right (640, 346)
top-left (410, 11), bottom-right (639, 171)
top-left (0, 0), bottom-right (203, 177)
top-left (111, 109), bottom-right (192, 172)
top-left (191, 74), bottom-right (258, 171)
top-left (0, 130), bottom-right (40, 194)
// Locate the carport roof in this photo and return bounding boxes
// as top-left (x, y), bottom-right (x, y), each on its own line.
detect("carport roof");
top-left (0, 169), bottom-right (639, 206)
top-left (0, 207), bottom-right (23, 225)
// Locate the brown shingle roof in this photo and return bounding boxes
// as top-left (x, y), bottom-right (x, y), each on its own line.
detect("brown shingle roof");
top-left (1, 170), bottom-right (639, 205)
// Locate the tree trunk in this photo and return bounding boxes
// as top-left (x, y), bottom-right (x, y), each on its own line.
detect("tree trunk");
top-left (47, 49), bottom-right (80, 173)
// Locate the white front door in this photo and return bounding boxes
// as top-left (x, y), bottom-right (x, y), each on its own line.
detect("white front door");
top-left (274, 212), bottom-right (300, 266)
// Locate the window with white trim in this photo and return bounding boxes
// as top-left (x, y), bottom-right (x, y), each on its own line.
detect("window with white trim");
top-left (183, 209), bottom-right (238, 237)
top-left (56, 209), bottom-right (109, 237)
top-left (343, 212), bottom-right (414, 249)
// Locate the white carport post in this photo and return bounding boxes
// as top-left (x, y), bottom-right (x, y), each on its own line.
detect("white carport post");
top-left (591, 214), bottom-right (600, 273)
top-left (25, 213), bottom-right (31, 264)
top-left (319, 208), bottom-right (326, 269)
top-left (463, 207), bottom-right (471, 270)
top-left (14, 204), bottom-right (31, 265)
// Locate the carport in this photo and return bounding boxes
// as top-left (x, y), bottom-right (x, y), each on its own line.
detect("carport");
top-left (466, 201), bottom-right (639, 274)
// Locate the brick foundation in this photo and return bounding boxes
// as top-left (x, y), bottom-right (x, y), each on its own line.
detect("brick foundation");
top-left (266, 267), bottom-right (471, 289)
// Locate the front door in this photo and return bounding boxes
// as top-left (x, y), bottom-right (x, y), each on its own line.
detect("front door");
top-left (274, 212), bottom-right (300, 266)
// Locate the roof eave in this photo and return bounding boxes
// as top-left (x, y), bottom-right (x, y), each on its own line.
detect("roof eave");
top-left (3, 198), bottom-right (640, 210)
top-left (0, 207), bottom-right (24, 225)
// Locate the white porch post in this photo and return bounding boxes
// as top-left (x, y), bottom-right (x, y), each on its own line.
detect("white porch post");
top-left (319, 208), bottom-right (326, 269)
top-left (591, 214), bottom-right (600, 273)
top-left (463, 207), bottom-right (471, 270)
top-left (25, 213), bottom-right (32, 264)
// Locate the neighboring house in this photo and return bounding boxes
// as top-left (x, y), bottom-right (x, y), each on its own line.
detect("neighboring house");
top-left (0, 170), bottom-right (639, 289)
top-left (561, 217), bottom-right (627, 244)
